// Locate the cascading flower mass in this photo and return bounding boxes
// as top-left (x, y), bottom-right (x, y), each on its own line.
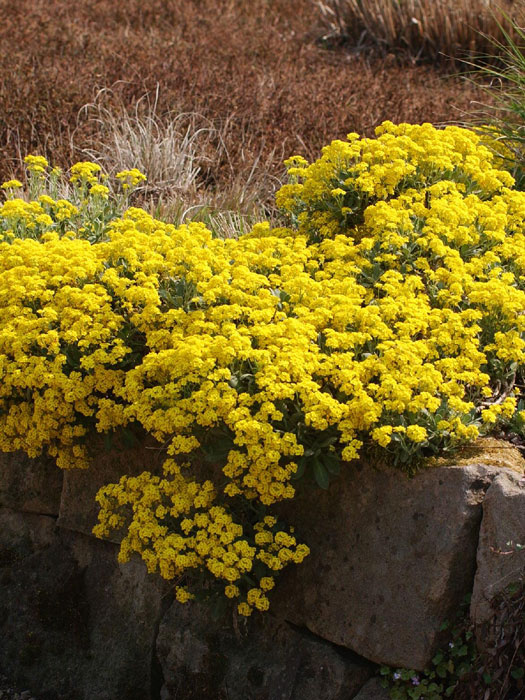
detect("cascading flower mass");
top-left (1, 122), bottom-right (524, 614)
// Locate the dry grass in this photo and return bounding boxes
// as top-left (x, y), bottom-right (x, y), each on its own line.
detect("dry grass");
top-left (315, 0), bottom-right (525, 66)
top-left (0, 0), bottom-right (488, 199)
top-left (73, 86), bottom-right (286, 232)
top-left (78, 87), bottom-right (220, 197)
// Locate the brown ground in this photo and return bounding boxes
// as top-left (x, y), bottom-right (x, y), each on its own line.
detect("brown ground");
top-left (0, 0), bottom-right (487, 186)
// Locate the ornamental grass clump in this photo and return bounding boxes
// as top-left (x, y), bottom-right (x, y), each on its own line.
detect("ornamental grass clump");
top-left (1, 122), bottom-right (525, 615)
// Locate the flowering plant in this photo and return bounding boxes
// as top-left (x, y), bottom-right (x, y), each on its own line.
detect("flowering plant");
top-left (1, 122), bottom-right (524, 614)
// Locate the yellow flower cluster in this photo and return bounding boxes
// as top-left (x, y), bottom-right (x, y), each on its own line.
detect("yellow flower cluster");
top-left (0, 180), bottom-right (23, 190)
top-left (2, 121), bottom-right (524, 613)
top-left (94, 463), bottom-right (308, 614)
top-left (24, 155), bottom-right (49, 175)
top-left (0, 158), bottom-right (145, 244)
top-left (0, 233), bottom-right (129, 467)
top-left (70, 161), bottom-right (102, 186)
top-left (116, 169), bottom-right (147, 190)
top-left (278, 121), bottom-right (516, 243)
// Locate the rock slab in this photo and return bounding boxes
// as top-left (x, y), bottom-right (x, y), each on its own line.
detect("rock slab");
top-left (57, 435), bottom-right (163, 540)
top-left (352, 677), bottom-right (390, 699)
top-left (273, 452), bottom-right (522, 670)
top-left (0, 451), bottom-right (62, 516)
top-left (157, 602), bottom-right (374, 700)
top-left (471, 470), bottom-right (525, 627)
top-left (0, 510), bottom-right (167, 700)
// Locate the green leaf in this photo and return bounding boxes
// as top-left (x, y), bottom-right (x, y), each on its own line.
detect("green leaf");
top-left (511, 667), bottom-right (525, 680)
top-left (432, 652), bottom-right (444, 666)
top-left (457, 661), bottom-right (471, 677)
top-left (103, 431), bottom-right (114, 452)
top-left (482, 672), bottom-right (492, 685)
top-left (318, 435), bottom-right (338, 448)
top-left (313, 458), bottom-right (330, 489)
top-left (122, 427), bottom-right (137, 449)
top-left (436, 663), bottom-right (448, 679)
top-left (322, 452), bottom-right (341, 475)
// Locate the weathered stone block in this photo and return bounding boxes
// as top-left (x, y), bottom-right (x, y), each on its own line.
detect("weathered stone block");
top-left (157, 602), bottom-right (374, 700)
top-left (273, 444), bottom-right (523, 670)
top-left (0, 451), bottom-right (62, 515)
top-left (471, 470), bottom-right (525, 627)
top-left (68, 535), bottom-right (170, 700)
top-left (0, 507), bottom-right (57, 567)
top-left (352, 677), bottom-right (390, 699)
top-left (0, 524), bottom-right (168, 700)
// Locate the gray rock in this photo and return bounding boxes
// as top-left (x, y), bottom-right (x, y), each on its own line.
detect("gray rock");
top-left (0, 507), bottom-right (56, 567)
top-left (471, 470), bottom-right (525, 627)
top-left (0, 529), bottom-right (90, 699)
top-left (0, 519), bottom-right (167, 700)
top-left (157, 602), bottom-right (374, 700)
top-left (68, 535), bottom-right (169, 700)
top-left (273, 453), bottom-right (516, 670)
top-left (352, 677), bottom-right (390, 699)
top-left (0, 451), bottom-right (62, 516)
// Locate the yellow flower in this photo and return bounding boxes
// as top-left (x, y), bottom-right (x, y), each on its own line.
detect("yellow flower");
top-left (371, 425), bottom-right (393, 447)
top-left (406, 425), bottom-right (428, 443)
top-left (237, 602), bottom-right (252, 616)
top-left (24, 154), bottom-right (49, 173)
top-left (225, 585), bottom-right (240, 598)
top-left (259, 576), bottom-right (275, 591)
top-left (175, 586), bottom-right (194, 603)
top-left (1, 180), bottom-right (23, 190)
top-left (89, 184), bottom-right (110, 199)
top-left (116, 168), bottom-right (147, 190)
top-left (70, 161), bottom-right (102, 186)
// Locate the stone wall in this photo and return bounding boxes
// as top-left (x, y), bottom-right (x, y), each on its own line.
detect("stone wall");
top-left (0, 439), bottom-right (523, 699)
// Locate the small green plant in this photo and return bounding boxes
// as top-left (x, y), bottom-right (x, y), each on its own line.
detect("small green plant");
top-left (380, 578), bottom-right (525, 699)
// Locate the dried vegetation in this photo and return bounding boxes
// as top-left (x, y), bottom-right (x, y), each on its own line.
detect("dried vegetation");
top-left (315, 0), bottom-right (525, 66)
top-left (0, 0), bottom-right (488, 218)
